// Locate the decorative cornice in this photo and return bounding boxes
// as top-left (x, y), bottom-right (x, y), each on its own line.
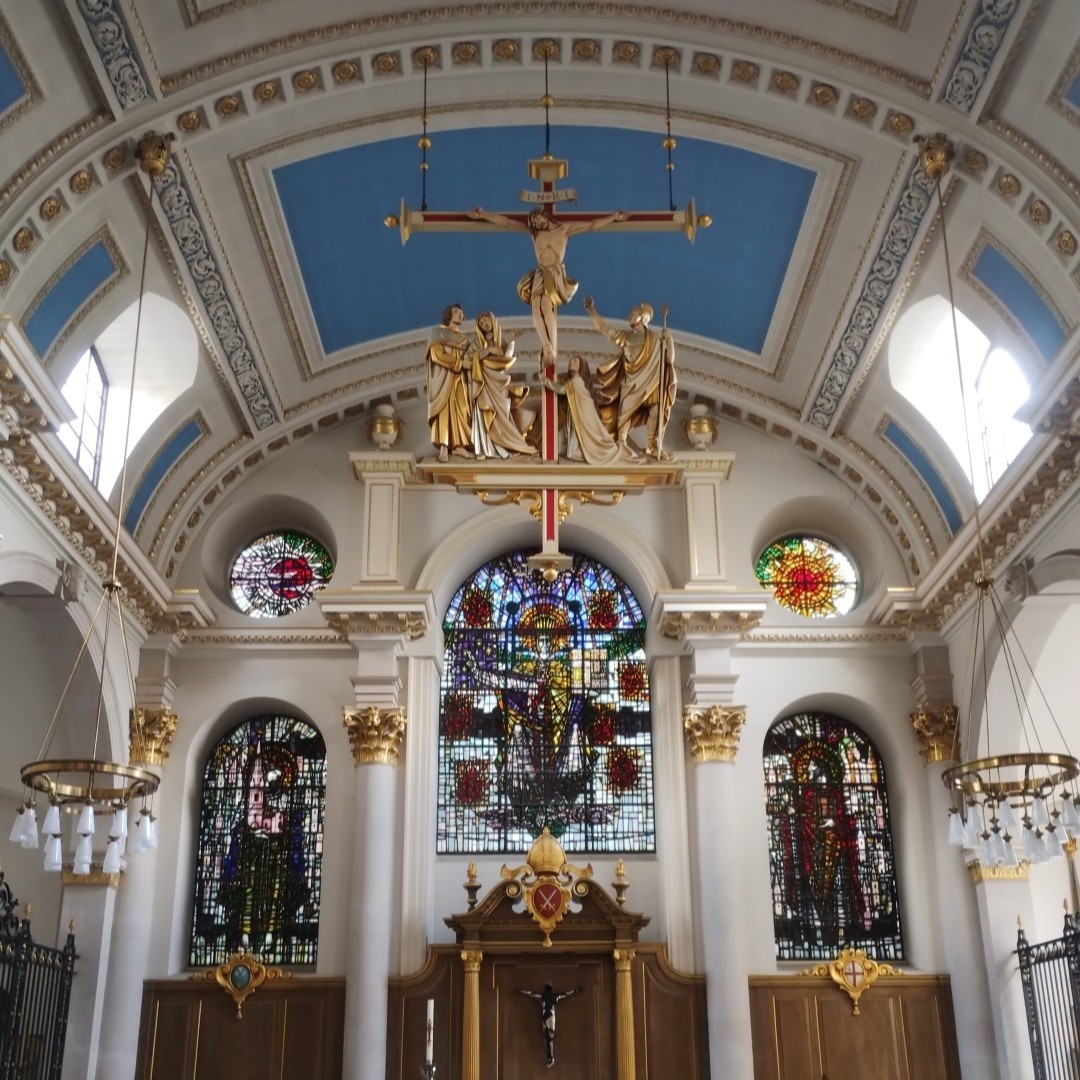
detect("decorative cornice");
top-left (910, 704), bottom-right (958, 765)
top-left (61, 869), bottom-right (120, 888)
top-left (324, 609), bottom-right (429, 643)
top-left (158, 9), bottom-right (930, 97)
top-left (683, 705), bottom-right (746, 763)
top-left (939, 0), bottom-right (1020, 114)
top-left (343, 705), bottom-right (406, 764)
top-left (151, 157), bottom-right (277, 430)
top-left (808, 155), bottom-right (937, 430)
top-left (653, 590), bottom-right (766, 640)
top-left (74, 0), bottom-right (154, 109)
top-left (968, 859), bottom-right (1030, 883)
top-left (129, 707), bottom-right (179, 767)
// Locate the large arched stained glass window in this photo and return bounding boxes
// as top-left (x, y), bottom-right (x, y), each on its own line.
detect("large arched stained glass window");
top-left (190, 715), bottom-right (326, 967)
top-left (437, 549), bottom-right (653, 854)
top-left (763, 712), bottom-right (903, 961)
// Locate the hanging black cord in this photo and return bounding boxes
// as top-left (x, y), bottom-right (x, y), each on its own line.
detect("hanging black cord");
top-left (544, 50), bottom-right (552, 156)
top-left (419, 56), bottom-right (431, 211)
top-left (664, 58), bottom-right (676, 211)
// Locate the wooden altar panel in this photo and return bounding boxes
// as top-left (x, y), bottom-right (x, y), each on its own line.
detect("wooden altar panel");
top-left (389, 944), bottom-right (709, 1079)
top-left (748, 974), bottom-right (960, 1080)
top-left (134, 978), bottom-right (345, 1080)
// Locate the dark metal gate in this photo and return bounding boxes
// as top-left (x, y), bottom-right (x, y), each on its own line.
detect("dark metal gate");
top-left (1018, 912), bottom-right (1080, 1080)
top-left (0, 867), bottom-right (76, 1080)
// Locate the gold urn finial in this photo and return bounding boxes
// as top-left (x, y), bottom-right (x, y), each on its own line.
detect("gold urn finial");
top-left (527, 826), bottom-right (567, 875)
top-left (135, 131), bottom-right (176, 178)
top-left (915, 132), bottom-right (954, 183)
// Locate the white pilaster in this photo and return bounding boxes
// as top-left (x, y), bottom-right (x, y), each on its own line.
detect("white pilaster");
top-left (649, 654), bottom-right (694, 971)
top-left (923, 764), bottom-right (1003, 1079)
top-left (973, 869), bottom-right (1038, 1080)
top-left (681, 460), bottom-right (734, 585)
top-left (59, 880), bottom-right (117, 1080)
top-left (93, 851), bottom-right (158, 1080)
top-left (399, 654), bottom-right (439, 976)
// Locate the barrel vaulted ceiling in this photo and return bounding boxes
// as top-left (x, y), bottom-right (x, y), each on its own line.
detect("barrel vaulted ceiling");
top-left (0, 0), bottom-right (1077, 633)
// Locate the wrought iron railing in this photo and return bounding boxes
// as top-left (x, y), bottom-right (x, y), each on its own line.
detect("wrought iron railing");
top-left (0, 867), bottom-right (76, 1080)
top-left (1017, 912), bottom-right (1080, 1080)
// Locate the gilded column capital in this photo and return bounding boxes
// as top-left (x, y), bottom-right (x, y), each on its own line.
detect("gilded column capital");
top-left (129, 707), bottom-right (178, 766)
top-left (612, 948), bottom-right (636, 971)
top-left (461, 949), bottom-right (484, 971)
top-left (683, 704), bottom-right (746, 763)
top-left (910, 704), bottom-right (959, 765)
top-left (342, 706), bottom-right (406, 764)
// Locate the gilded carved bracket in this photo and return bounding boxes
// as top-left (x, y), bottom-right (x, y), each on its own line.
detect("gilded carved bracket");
top-left (799, 947), bottom-right (902, 1015)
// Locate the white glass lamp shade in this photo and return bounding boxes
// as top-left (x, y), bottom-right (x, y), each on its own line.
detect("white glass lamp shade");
top-left (73, 833), bottom-right (93, 875)
top-left (76, 802), bottom-right (95, 837)
top-left (102, 839), bottom-right (122, 874)
top-left (9, 808), bottom-right (26, 844)
top-left (42, 802), bottom-right (61, 836)
top-left (43, 835), bottom-right (63, 872)
top-left (20, 808), bottom-right (38, 850)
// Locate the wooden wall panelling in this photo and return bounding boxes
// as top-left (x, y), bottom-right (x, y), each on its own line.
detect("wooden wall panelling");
top-left (747, 974), bottom-right (961, 1080)
top-left (134, 977), bottom-right (345, 1080)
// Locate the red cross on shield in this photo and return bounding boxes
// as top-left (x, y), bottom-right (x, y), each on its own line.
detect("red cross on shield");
top-left (843, 960), bottom-right (866, 988)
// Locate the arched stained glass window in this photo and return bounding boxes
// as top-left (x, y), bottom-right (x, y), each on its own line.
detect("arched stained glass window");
top-left (437, 549), bottom-right (653, 854)
top-left (763, 712), bottom-right (903, 961)
top-left (755, 535), bottom-right (858, 618)
top-left (229, 531), bottom-right (334, 617)
top-left (190, 715), bottom-right (326, 967)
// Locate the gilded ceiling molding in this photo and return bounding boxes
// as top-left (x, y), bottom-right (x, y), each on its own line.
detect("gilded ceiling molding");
top-left (177, 628), bottom-right (348, 646)
top-left (74, 0), bottom-right (154, 108)
top-left (811, 0), bottom-right (912, 28)
top-left (0, 12), bottom-right (41, 133)
top-left (20, 227), bottom-right (127, 364)
top-left (981, 116), bottom-right (1080, 209)
top-left (157, 6), bottom-right (930, 97)
top-left (807, 155), bottom-right (937, 432)
top-left (742, 628), bottom-right (910, 644)
top-left (179, 0), bottom-right (270, 26)
top-left (884, 439), bottom-right (1080, 631)
top-left (237, 96), bottom-right (848, 384)
top-left (939, 0), bottom-right (1020, 114)
top-left (150, 154), bottom-right (278, 430)
top-left (0, 112), bottom-right (110, 210)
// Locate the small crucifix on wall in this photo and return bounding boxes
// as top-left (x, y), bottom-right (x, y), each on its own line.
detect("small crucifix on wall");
top-left (516, 983), bottom-right (582, 1069)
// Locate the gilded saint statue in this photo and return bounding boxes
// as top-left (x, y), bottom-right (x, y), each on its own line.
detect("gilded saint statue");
top-left (542, 356), bottom-right (632, 465)
top-left (467, 207), bottom-right (627, 363)
top-left (584, 296), bottom-right (676, 460)
top-left (426, 303), bottom-right (473, 461)
top-left (469, 311), bottom-right (538, 459)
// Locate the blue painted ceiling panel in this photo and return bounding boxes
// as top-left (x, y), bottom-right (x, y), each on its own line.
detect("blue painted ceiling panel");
top-left (971, 245), bottom-right (1067, 362)
top-left (0, 42), bottom-right (24, 115)
top-left (274, 125), bottom-right (816, 357)
top-left (23, 241), bottom-right (117, 359)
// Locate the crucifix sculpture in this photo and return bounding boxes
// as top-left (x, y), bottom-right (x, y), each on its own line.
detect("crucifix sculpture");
top-left (390, 153), bottom-right (706, 570)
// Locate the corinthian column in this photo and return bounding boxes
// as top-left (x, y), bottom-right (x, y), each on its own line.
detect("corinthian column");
top-left (612, 948), bottom-right (637, 1080)
top-left (684, 704), bottom-right (754, 1080)
top-left (341, 706), bottom-right (406, 1080)
top-left (461, 949), bottom-right (483, 1080)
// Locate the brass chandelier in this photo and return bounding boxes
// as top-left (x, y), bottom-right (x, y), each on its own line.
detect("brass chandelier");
top-left (8, 131), bottom-right (176, 875)
top-left (916, 133), bottom-right (1080, 867)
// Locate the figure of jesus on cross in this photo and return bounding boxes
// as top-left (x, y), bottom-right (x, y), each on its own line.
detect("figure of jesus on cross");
top-left (467, 205), bottom-right (626, 365)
